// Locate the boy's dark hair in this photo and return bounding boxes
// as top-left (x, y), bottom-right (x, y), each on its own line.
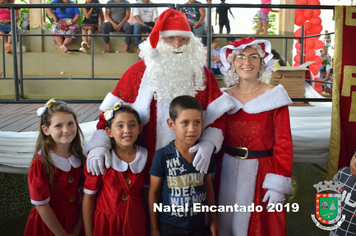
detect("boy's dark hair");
top-left (141, 26), bottom-right (152, 34)
top-left (169, 95), bottom-right (203, 122)
top-left (320, 68), bottom-right (327, 73)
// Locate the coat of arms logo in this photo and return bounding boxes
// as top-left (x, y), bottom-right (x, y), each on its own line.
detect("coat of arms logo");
top-left (311, 180), bottom-right (346, 230)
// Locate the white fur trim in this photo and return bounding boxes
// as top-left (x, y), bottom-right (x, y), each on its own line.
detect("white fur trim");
top-left (160, 30), bottom-right (194, 38)
top-left (99, 92), bottom-right (121, 112)
top-left (31, 196), bottom-right (50, 206)
top-left (262, 173), bottom-right (292, 195)
top-left (203, 92), bottom-right (235, 130)
top-left (148, 48), bottom-right (159, 59)
top-left (200, 127), bottom-right (224, 153)
top-left (156, 99), bottom-right (175, 150)
top-left (83, 130), bottom-right (111, 156)
top-left (83, 188), bottom-right (98, 195)
top-left (99, 73), bottom-right (154, 126)
top-left (111, 145), bottom-right (148, 174)
top-left (236, 84), bottom-right (292, 114)
top-left (220, 88), bottom-right (243, 115)
top-left (130, 71), bottom-right (154, 125)
top-left (218, 153), bottom-right (258, 236)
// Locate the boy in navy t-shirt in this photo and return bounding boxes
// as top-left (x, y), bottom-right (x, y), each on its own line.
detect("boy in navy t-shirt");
top-left (149, 95), bottom-right (218, 236)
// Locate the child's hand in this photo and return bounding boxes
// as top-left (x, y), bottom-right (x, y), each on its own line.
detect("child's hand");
top-left (210, 221), bottom-right (219, 236)
top-left (350, 153), bottom-right (356, 176)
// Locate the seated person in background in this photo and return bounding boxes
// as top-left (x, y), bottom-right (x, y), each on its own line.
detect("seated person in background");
top-left (205, 37), bottom-right (222, 75)
top-left (136, 25), bottom-right (151, 55)
top-left (102, 0), bottom-right (133, 53)
top-left (46, 0), bottom-right (81, 53)
top-left (132, 0), bottom-right (158, 50)
top-left (226, 36), bottom-right (236, 45)
top-left (181, 0), bottom-right (207, 46)
top-left (79, 0), bottom-right (104, 53)
top-left (320, 68), bottom-right (327, 90)
top-left (320, 46), bottom-right (331, 73)
top-left (0, 0), bottom-right (19, 53)
top-left (271, 48), bottom-right (290, 66)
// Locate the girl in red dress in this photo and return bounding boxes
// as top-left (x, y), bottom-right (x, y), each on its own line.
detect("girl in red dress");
top-left (82, 101), bottom-right (148, 236)
top-left (24, 98), bottom-right (86, 236)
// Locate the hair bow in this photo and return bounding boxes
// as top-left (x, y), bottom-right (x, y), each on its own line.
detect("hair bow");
top-left (104, 101), bottom-right (124, 121)
top-left (37, 98), bottom-right (57, 117)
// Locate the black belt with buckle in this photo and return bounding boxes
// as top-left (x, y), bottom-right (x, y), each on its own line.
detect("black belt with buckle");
top-left (224, 146), bottom-right (274, 160)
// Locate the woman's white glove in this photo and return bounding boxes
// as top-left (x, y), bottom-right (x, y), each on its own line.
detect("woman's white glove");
top-left (86, 147), bottom-right (111, 176)
top-left (189, 139), bottom-right (214, 174)
top-left (262, 189), bottom-right (286, 209)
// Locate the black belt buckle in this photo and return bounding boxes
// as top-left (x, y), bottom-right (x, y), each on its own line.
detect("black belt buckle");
top-left (235, 147), bottom-right (248, 160)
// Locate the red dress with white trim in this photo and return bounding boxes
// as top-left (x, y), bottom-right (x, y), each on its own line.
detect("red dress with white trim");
top-left (217, 85), bottom-right (293, 236)
top-left (83, 145), bottom-right (148, 236)
top-left (24, 153), bottom-right (83, 236)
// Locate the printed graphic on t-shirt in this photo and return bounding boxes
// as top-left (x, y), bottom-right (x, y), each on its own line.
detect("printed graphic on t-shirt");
top-left (165, 156), bottom-right (206, 217)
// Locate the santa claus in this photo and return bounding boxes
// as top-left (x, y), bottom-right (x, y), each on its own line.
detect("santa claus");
top-left (84, 9), bottom-right (234, 175)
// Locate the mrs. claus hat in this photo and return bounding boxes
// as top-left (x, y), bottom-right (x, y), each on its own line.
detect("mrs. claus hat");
top-left (219, 37), bottom-right (275, 76)
top-left (148, 9), bottom-right (194, 57)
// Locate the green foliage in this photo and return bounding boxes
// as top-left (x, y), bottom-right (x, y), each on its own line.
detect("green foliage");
top-left (252, 11), bottom-right (278, 35)
top-left (16, 0), bottom-right (29, 29)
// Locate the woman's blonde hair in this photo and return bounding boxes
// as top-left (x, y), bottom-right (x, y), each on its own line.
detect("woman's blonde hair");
top-left (224, 44), bottom-right (272, 87)
top-left (31, 101), bottom-right (85, 189)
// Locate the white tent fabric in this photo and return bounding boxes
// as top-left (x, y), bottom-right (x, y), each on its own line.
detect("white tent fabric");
top-left (0, 122), bottom-right (97, 174)
top-left (0, 82), bottom-right (332, 174)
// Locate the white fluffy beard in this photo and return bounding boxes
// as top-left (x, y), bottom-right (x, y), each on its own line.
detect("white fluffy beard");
top-left (139, 37), bottom-right (206, 102)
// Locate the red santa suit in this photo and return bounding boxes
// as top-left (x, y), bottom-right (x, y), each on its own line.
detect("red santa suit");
top-left (84, 9), bottom-right (234, 174)
top-left (86, 59), bottom-right (233, 170)
top-left (24, 153), bottom-right (83, 236)
top-left (217, 85), bottom-right (293, 236)
top-left (84, 146), bottom-right (148, 236)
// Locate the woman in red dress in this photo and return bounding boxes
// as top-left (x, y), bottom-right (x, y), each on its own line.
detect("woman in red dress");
top-left (82, 102), bottom-right (148, 236)
top-left (216, 37), bottom-right (293, 236)
top-left (24, 99), bottom-right (85, 236)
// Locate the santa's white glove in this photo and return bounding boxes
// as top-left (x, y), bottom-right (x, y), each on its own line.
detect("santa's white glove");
top-left (189, 139), bottom-right (214, 174)
top-left (86, 147), bottom-right (111, 176)
top-left (262, 189), bottom-right (286, 209)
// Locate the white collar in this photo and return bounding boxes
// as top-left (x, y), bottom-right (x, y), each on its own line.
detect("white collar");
top-left (225, 84), bottom-right (292, 114)
top-left (111, 145), bottom-right (148, 174)
top-left (50, 152), bottom-right (81, 172)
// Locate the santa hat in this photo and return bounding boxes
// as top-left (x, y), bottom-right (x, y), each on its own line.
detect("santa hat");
top-left (220, 37), bottom-right (275, 76)
top-left (148, 9), bottom-right (194, 57)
